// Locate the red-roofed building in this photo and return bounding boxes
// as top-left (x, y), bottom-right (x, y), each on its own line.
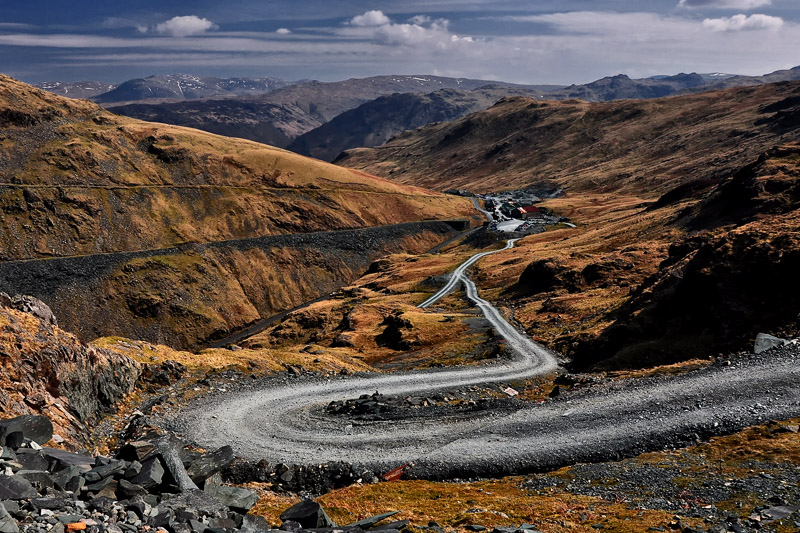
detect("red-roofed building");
top-left (512, 205), bottom-right (543, 220)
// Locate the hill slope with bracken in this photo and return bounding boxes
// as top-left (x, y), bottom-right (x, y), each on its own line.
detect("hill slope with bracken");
top-left (0, 74), bottom-right (475, 349)
top-left (338, 81), bottom-right (800, 196)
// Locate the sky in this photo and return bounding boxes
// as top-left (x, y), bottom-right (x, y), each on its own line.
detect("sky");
top-left (1, 0), bottom-right (799, 86)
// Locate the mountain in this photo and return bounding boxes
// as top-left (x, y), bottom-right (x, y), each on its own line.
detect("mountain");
top-left (338, 81), bottom-right (800, 195)
top-left (688, 65), bottom-right (800, 92)
top-left (105, 98), bottom-right (317, 147)
top-left (34, 80), bottom-right (117, 99)
top-left (107, 75), bottom-right (560, 148)
top-left (0, 74), bottom-right (474, 349)
top-left (544, 72), bottom-right (709, 102)
top-left (288, 86), bottom-right (544, 161)
top-left (92, 74), bottom-right (292, 104)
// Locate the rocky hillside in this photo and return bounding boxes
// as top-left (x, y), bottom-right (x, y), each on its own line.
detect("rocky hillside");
top-left (0, 74), bottom-right (475, 348)
top-left (288, 87), bottom-right (542, 161)
top-left (339, 81), bottom-right (800, 195)
top-left (0, 294), bottom-right (139, 445)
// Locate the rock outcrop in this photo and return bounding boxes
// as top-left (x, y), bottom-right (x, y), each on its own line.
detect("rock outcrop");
top-left (0, 295), bottom-right (140, 445)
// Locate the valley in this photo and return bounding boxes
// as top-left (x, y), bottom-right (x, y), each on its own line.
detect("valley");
top-left (1, 55), bottom-right (800, 533)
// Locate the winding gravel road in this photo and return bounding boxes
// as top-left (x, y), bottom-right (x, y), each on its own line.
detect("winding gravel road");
top-left (173, 233), bottom-right (800, 479)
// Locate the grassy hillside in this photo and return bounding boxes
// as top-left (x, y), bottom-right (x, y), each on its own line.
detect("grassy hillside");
top-left (0, 74), bottom-right (475, 347)
top-left (338, 81), bottom-right (800, 196)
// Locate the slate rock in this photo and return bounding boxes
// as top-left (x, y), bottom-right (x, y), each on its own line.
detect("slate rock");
top-left (160, 489), bottom-right (228, 516)
top-left (240, 514), bottom-right (276, 533)
top-left (754, 333), bottom-right (788, 354)
top-left (186, 446), bottom-right (235, 485)
top-left (0, 416), bottom-right (53, 446)
top-left (118, 480), bottom-right (148, 500)
top-left (154, 436), bottom-right (199, 492)
top-left (375, 521), bottom-right (410, 531)
top-left (205, 485), bottom-right (258, 513)
top-left (117, 441), bottom-right (157, 463)
top-left (50, 466), bottom-right (80, 492)
top-left (0, 475), bottom-right (37, 500)
top-left (2, 435), bottom-right (22, 451)
top-left (31, 497), bottom-right (68, 511)
top-left (345, 511), bottom-right (400, 529)
top-left (130, 457), bottom-right (164, 490)
top-left (17, 471), bottom-right (55, 491)
top-left (41, 448), bottom-right (93, 473)
top-left (466, 526), bottom-right (486, 532)
top-left (280, 499), bottom-right (336, 529)
top-left (0, 502), bottom-right (18, 533)
top-left (0, 448), bottom-right (14, 461)
top-left (84, 460), bottom-right (126, 482)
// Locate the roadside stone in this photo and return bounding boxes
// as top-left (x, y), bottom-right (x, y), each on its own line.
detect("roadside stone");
top-left (0, 474), bottom-right (38, 499)
top-left (280, 499), bottom-right (336, 529)
top-left (754, 333), bottom-right (788, 354)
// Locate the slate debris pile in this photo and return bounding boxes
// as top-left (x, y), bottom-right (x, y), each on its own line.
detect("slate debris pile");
top-left (276, 500), bottom-right (411, 533)
top-left (0, 414), bottom-right (268, 533)
top-left (224, 459), bottom-right (380, 495)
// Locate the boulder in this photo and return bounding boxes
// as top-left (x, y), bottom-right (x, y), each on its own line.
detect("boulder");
top-left (0, 502), bottom-right (18, 533)
top-left (279, 499), bottom-right (336, 529)
top-left (0, 416), bottom-right (53, 446)
top-left (0, 475), bottom-right (38, 499)
top-left (754, 333), bottom-right (788, 354)
top-left (130, 457), bottom-right (164, 490)
top-left (14, 451), bottom-right (49, 471)
top-left (185, 445), bottom-right (234, 486)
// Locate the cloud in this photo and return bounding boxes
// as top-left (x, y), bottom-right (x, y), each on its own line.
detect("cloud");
top-left (276, 28), bottom-right (291, 34)
top-left (703, 13), bottom-right (783, 31)
top-left (678, 0), bottom-right (771, 8)
top-left (341, 11), bottom-right (475, 50)
top-left (152, 16), bottom-right (216, 37)
top-left (350, 10), bottom-right (391, 27)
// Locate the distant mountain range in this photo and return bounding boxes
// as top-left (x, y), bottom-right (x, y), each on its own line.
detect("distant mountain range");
top-left (104, 75), bottom-right (556, 149)
top-left (287, 85), bottom-right (548, 160)
top-left (34, 67), bottom-right (800, 161)
top-left (34, 81), bottom-right (117, 99)
top-left (92, 74), bottom-right (292, 104)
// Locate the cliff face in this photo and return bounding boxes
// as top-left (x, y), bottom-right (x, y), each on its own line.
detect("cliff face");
top-left (0, 295), bottom-right (140, 445)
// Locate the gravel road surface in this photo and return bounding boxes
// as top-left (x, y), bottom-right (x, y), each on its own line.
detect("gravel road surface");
top-left (172, 237), bottom-right (800, 479)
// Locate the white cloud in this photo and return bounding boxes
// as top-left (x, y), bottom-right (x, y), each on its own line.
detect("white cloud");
top-left (703, 13), bottom-right (783, 31)
top-left (350, 10), bottom-right (391, 27)
top-left (678, 0), bottom-right (771, 9)
top-left (276, 28), bottom-right (291, 34)
top-left (341, 11), bottom-right (475, 50)
top-left (152, 15), bottom-right (216, 37)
